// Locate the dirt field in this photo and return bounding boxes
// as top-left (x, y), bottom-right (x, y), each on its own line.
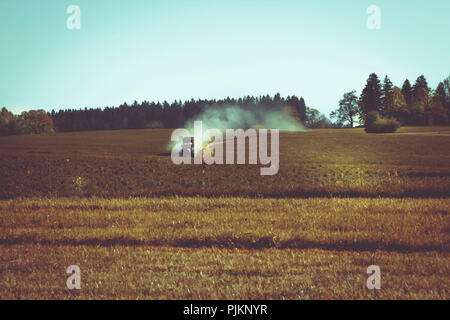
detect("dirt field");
top-left (0, 127), bottom-right (449, 199)
top-left (0, 127), bottom-right (449, 299)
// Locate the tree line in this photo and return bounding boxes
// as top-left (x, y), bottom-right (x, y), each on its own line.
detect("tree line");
top-left (1, 94), bottom-right (319, 135)
top-left (331, 74), bottom-right (450, 131)
top-left (49, 94), bottom-right (310, 132)
top-left (1, 73), bottom-right (448, 136)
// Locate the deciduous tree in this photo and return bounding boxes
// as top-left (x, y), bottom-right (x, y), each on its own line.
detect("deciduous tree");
top-left (0, 107), bottom-right (14, 135)
top-left (330, 91), bottom-right (359, 128)
top-left (14, 110), bottom-right (55, 134)
top-left (427, 95), bottom-right (448, 125)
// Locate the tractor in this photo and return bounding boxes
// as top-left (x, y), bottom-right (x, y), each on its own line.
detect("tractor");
top-left (179, 137), bottom-right (215, 158)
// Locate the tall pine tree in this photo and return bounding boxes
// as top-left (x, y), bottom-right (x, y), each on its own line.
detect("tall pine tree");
top-left (436, 82), bottom-right (447, 108)
top-left (436, 77), bottom-right (450, 123)
top-left (298, 97), bottom-right (306, 123)
top-left (381, 76), bottom-right (394, 117)
top-left (412, 75), bottom-right (430, 98)
top-left (401, 79), bottom-right (413, 106)
top-left (359, 73), bottom-right (382, 124)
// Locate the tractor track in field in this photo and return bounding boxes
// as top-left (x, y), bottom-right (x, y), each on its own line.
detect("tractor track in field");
top-left (0, 236), bottom-right (448, 253)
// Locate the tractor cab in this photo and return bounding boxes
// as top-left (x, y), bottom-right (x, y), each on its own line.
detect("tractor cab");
top-left (180, 137), bottom-right (195, 157)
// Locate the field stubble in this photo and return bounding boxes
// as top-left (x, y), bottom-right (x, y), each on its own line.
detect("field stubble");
top-left (0, 197), bottom-right (448, 299)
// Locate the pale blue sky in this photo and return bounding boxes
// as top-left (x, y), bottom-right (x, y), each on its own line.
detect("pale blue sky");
top-left (0, 0), bottom-right (449, 115)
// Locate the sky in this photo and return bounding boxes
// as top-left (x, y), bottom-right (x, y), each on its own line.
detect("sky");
top-left (0, 0), bottom-right (449, 116)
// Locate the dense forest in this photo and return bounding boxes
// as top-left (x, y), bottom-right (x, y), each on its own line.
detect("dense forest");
top-left (331, 74), bottom-right (450, 131)
top-left (1, 73), bottom-right (449, 136)
top-left (49, 94), bottom-right (312, 132)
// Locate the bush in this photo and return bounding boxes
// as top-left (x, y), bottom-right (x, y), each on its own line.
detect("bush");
top-left (365, 111), bottom-right (400, 133)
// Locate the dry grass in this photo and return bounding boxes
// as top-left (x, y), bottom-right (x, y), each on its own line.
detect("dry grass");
top-left (0, 197), bottom-right (448, 299)
top-left (1, 245), bottom-right (448, 300)
top-left (1, 197), bottom-right (448, 251)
